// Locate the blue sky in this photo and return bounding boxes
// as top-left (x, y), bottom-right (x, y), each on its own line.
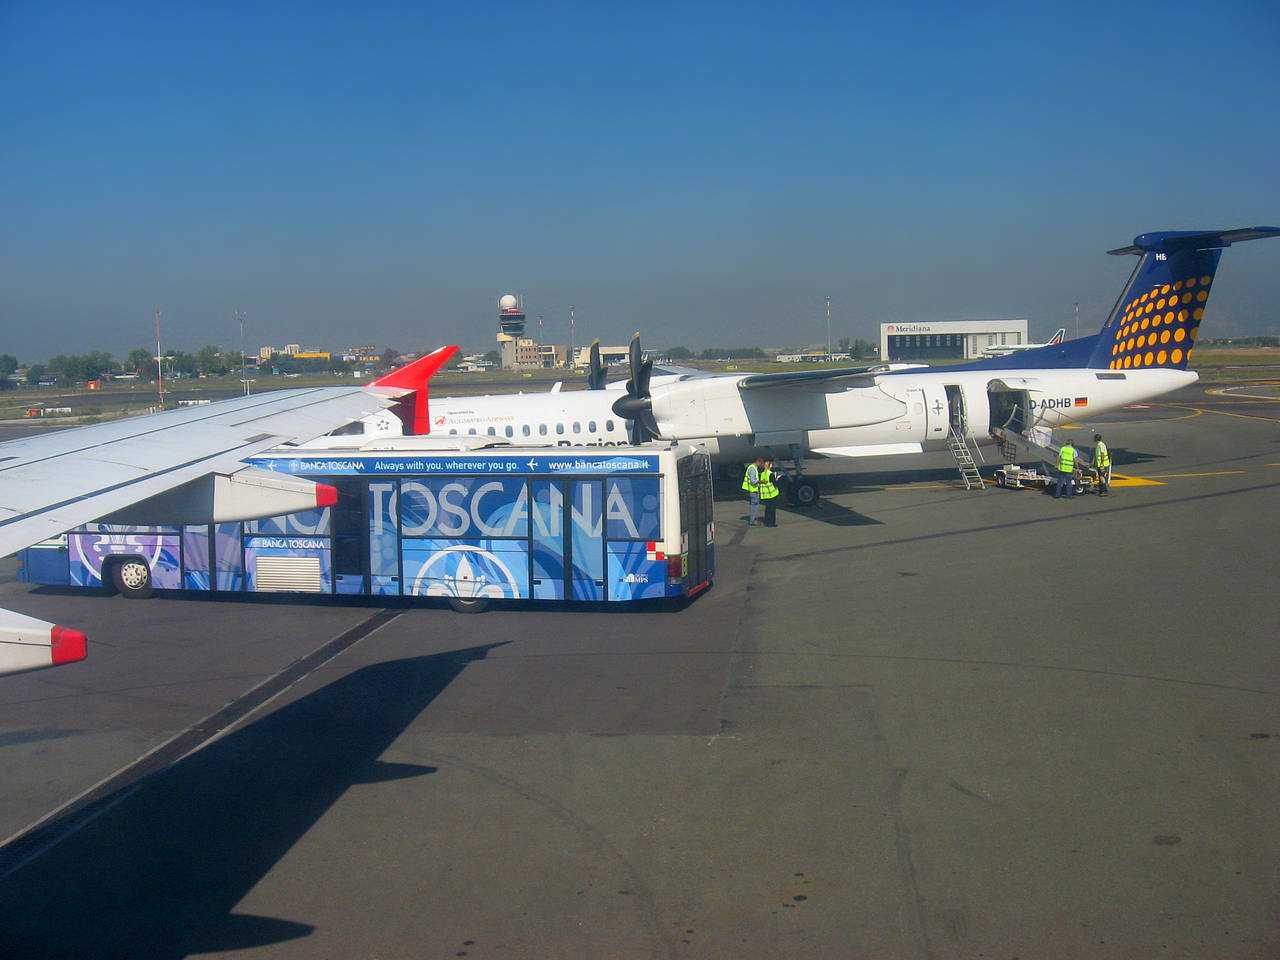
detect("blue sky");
top-left (3, 0), bottom-right (1278, 364)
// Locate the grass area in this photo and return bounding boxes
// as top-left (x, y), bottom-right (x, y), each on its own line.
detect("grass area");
top-left (1187, 346), bottom-right (1280, 380)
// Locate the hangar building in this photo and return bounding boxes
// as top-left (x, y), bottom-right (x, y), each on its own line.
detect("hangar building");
top-left (880, 320), bottom-right (1029, 362)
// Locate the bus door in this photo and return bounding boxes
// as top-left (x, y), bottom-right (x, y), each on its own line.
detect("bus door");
top-left (331, 479), bottom-right (369, 595)
top-left (678, 454), bottom-right (713, 592)
top-left (530, 479), bottom-right (605, 601)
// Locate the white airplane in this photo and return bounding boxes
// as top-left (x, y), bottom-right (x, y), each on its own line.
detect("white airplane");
top-left (0, 347), bottom-right (456, 676)
top-left (981, 327), bottom-right (1065, 356)
top-left (399, 227), bottom-right (1280, 504)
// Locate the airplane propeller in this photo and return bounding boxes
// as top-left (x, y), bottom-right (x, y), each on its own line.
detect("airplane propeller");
top-left (610, 333), bottom-right (661, 443)
top-left (586, 339), bottom-right (606, 390)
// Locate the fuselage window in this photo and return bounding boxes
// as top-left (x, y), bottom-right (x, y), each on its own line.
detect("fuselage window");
top-left (487, 426), bottom-right (496, 436)
top-left (505, 425), bottom-right (514, 438)
top-left (572, 421), bottom-right (581, 434)
top-left (449, 429), bottom-right (458, 435)
top-left (467, 428), bottom-right (477, 435)
top-left (588, 420), bottom-right (597, 432)
top-left (605, 419), bottom-right (615, 432)
top-left (556, 423), bottom-right (565, 435)
top-left (523, 424), bottom-right (531, 437)
top-left (538, 424), bottom-right (547, 436)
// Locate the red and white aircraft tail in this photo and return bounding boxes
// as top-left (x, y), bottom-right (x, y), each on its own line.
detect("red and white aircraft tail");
top-left (370, 345), bottom-right (459, 434)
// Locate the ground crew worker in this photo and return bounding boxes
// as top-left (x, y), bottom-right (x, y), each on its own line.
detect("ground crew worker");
top-left (759, 459), bottom-right (781, 526)
top-left (1093, 433), bottom-right (1111, 496)
top-left (1054, 440), bottom-right (1077, 499)
top-left (742, 457), bottom-right (763, 525)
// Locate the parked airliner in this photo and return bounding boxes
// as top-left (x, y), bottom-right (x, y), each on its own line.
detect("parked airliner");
top-left (319, 227), bottom-right (1280, 505)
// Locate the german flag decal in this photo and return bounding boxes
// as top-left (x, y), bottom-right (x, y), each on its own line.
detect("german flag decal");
top-left (1074, 397), bottom-right (1088, 406)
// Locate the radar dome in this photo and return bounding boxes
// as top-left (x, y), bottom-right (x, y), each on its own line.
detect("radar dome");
top-left (499, 294), bottom-right (518, 311)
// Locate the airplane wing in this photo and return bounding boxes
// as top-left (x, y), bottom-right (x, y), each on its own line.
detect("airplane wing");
top-left (736, 362), bottom-right (928, 392)
top-left (0, 383), bottom-right (413, 677)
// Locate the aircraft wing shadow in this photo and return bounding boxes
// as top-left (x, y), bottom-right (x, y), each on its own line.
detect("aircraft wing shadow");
top-left (0, 643), bottom-right (502, 960)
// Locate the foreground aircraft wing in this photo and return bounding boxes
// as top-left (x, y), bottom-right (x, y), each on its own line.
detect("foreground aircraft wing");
top-left (736, 362), bottom-right (928, 392)
top-left (0, 383), bottom-right (414, 676)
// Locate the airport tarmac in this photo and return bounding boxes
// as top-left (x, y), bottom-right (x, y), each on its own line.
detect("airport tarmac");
top-left (0, 381), bottom-right (1276, 959)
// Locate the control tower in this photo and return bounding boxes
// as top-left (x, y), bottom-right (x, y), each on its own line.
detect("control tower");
top-left (497, 294), bottom-right (536, 368)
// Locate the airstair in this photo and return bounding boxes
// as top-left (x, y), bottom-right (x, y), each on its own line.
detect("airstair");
top-left (947, 429), bottom-right (985, 490)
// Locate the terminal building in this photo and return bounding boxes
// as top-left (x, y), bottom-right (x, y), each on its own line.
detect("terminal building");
top-left (880, 320), bottom-right (1029, 362)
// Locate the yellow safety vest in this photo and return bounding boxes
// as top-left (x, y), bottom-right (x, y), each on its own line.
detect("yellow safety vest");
top-left (1094, 442), bottom-right (1110, 468)
top-left (1057, 445), bottom-right (1076, 472)
top-left (758, 469), bottom-right (779, 500)
top-left (742, 465), bottom-right (760, 493)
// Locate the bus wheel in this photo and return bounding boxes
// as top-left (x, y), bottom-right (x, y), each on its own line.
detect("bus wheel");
top-left (789, 478), bottom-right (819, 507)
top-left (448, 596), bottom-right (490, 614)
top-left (112, 559), bottom-right (154, 599)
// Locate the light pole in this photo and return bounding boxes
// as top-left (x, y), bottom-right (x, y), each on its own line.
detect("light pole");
top-left (238, 311), bottom-right (249, 395)
top-left (154, 307), bottom-right (164, 408)
top-left (826, 296), bottom-right (832, 358)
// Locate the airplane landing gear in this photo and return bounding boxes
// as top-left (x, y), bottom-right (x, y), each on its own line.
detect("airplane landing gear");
top-left (776, 442), bottom-right (819, 507)
top-left (788, 476), bottom-right (819, 507)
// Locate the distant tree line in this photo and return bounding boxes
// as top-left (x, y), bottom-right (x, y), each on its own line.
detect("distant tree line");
top-left (662, 346), bottom-right (769, 361)
top-left (3, 345), bottom-right (250, 388)
top-left (659, 338), bottom-right (878, 362)
top-left (1204, 336), bottom-right (1280, 347)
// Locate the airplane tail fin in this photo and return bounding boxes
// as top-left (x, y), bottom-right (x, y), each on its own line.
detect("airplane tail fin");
top-left (370, 345), bottom-right (459, 434)
top-left (1048, 328), bottom-right (1065, 345)
top-left (1087, 227), bottom-right (1279, 371)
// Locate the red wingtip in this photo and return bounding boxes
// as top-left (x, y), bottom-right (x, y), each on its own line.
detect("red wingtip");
top-left (315, 482), bottom-right (339, 508)
top-left (368, 345), bottom-right (459, 435)
top-left (50, 625), bottom-right (88, 666)
top-left (368, 345), bottom-right (459, 389)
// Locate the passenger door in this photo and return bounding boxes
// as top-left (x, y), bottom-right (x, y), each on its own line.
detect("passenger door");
top-left (530, 479), bottom-right (606, 601)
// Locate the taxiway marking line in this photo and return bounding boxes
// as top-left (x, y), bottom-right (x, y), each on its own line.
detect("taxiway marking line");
top-left (1167, 404), bottom-right (1280, 423)
top-left (1142, 471), bottom-right (1245, 479)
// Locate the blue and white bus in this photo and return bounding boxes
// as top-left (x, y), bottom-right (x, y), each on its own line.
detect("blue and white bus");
top-left (17, 442), bottom-right (714, 612)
